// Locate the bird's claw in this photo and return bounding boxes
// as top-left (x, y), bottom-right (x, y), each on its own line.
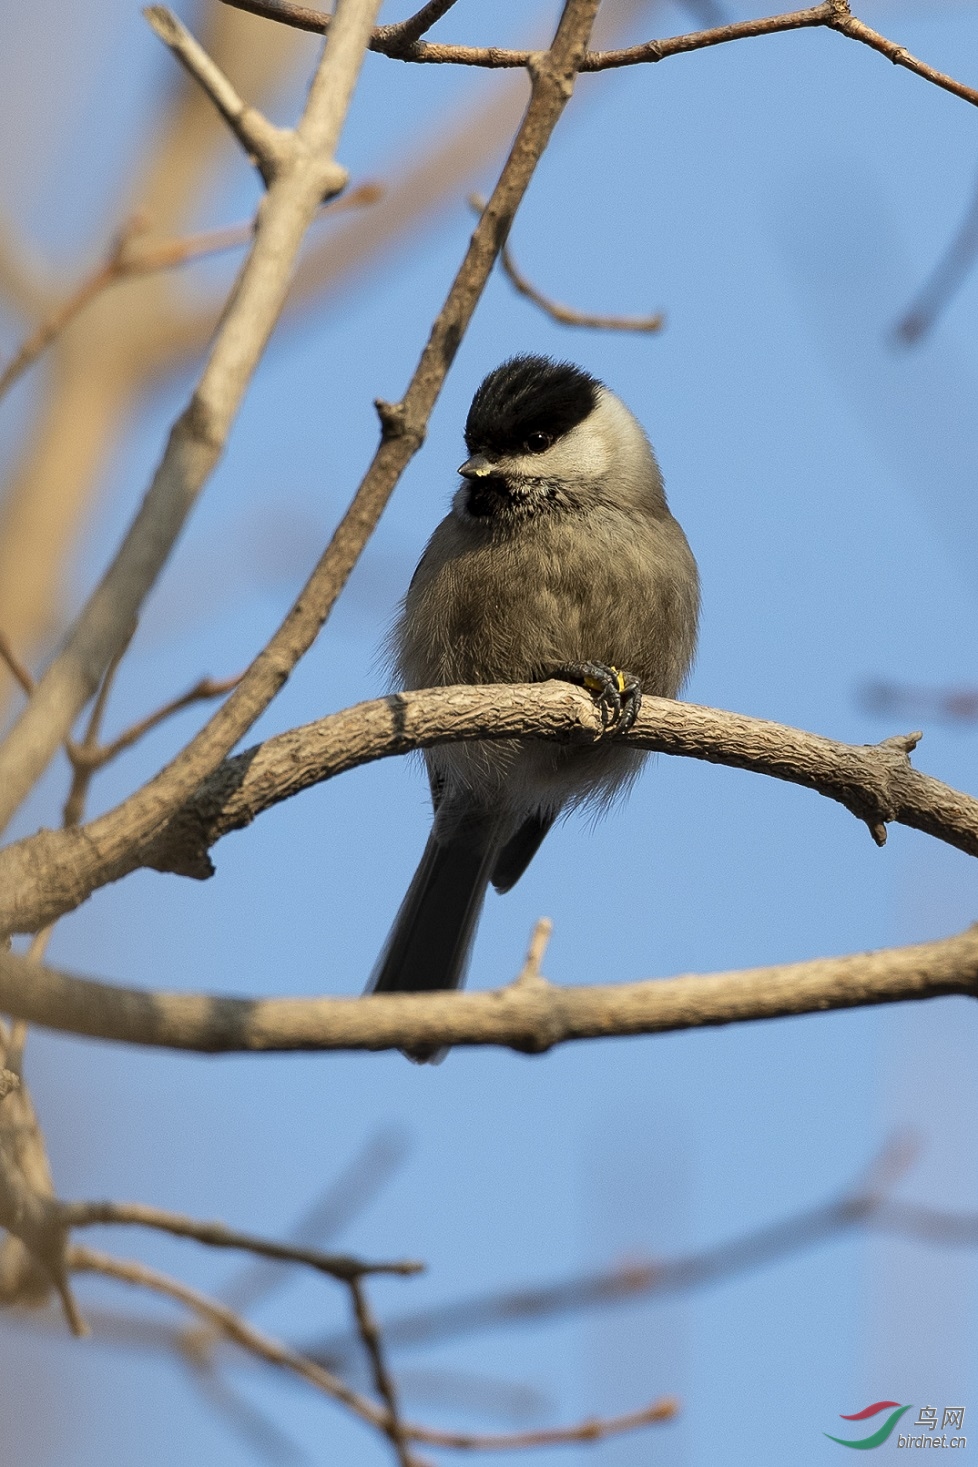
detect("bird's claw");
top-left (548, 663), bottom-right (642, 734)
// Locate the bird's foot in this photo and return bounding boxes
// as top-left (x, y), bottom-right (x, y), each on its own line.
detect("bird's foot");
top-left (547, 663), bottom-right (642, 734)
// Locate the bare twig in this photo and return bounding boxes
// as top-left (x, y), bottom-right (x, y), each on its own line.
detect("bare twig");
top-left (0, 630), bottom-right (34, 698)
top-left (61, 629), bottom-right (137, 827)
top-left (221, 1128), bottom-right (408, 1314)
top-left (143, 7), bottom-right (291, 182)
top-left (414, 1399), bottom-right (678, 1450)
top-left (826, 6), bottom-right (978, 111)
top-left (0, 222), bottom-right (148, 404)
top-left (380, 0), bottom-right (460, 48)
top-left (894, 170), bottom-right (978, 345)
top-left (0, 1029), bottom-right (86, 1335)
top-left (220, 0), bottom-right (978, 113)
top-left (512, 918), bottom-right (554, 987)
top-left (471, 194), bottom-right (664, 332)
top-left (70, 673), bottom-right (242, 774)
top-left (313, 1139), bottom-right (917, 1366)
top-left (69, 1245), bottom-right (393, 1428)
top-left (59, 1199), bottom-right (419, 1279)
top-left (0, 0), bottom-right (381, 834)
top-left (69, 1246), bottom-right (678, 1450)
top-left (1, 916), bottom-right (977, 1055)
top-left (0, 186), bottom-right (382, 405)
top-left (349, 1276), bottom-right (416, 1467)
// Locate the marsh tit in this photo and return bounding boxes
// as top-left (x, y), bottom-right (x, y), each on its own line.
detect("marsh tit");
top-left (369, 355), bottom-right (699, 1049)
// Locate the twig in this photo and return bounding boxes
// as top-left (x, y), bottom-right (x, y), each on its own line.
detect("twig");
top-left (893, 170), bottom-right (978, 345)
top-left (413, 1399), bottom-right (678, 1450)
top-left (69, 1246), bottom-right (677, 1451)
top-left (143, 7), bottom-right (291, 182)
top-left (0, 186), bottom-right (382, 405)
top-left (0, 630), bottom-right (34, 697)
top-left (826, 5), bottom-right (978, 112)
top-left (69, 1245), bottom-right (393, 1429)
top-left (219, 0), bottom-right (978, 112)
top-left (0, 0), bottom-right (381, 834)
top-left (59, 1199), bottom-right (422, 1280)
top-left (471, 194), bottom-right (664, 333)
top-left (512, 918), bottom-right (553, 987)
top-left (69, 673), bottom-right (242, 773)
top-left (314, 1139), bottom-right (916, 1366)
top-left (349, 1276), bottom-right (416, 1467)
top-left (221, 1128), bottom-right (408, 1313)
top-left (380, 0), bottom-right (460, 48)
top-left (62, 628), bottom-right (137, 827)
top-left (2, 918), bottom-right (978, 1055)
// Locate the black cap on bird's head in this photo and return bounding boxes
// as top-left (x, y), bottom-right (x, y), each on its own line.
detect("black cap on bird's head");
top-left (464, 355), bottom-right (601, 459)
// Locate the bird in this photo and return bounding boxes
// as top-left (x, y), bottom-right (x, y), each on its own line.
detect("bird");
top-left (368, 354), bottom-right (699, 1053)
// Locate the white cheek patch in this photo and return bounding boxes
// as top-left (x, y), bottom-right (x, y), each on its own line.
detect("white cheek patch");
top-left (537, 413), bottom-right (611, 480)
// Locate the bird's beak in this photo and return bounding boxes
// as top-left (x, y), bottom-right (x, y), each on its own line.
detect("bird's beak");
top-left (458, 454), bottom-right (494, 479)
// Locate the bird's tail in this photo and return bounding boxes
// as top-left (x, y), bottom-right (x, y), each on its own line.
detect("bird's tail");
top-left (369, 809), bottom-right (498, 1003)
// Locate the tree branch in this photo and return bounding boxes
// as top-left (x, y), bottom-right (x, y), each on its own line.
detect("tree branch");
top-left (70, 1246), bottom-right (677, 1450)
top-left (313, 1139), bottom-right (917, 1365)
top-left (0, 2), bottom-right (603, 934)
top-left (0, 0), bottom-right (379, 835)
top-left (69, 1245), bottom-right (395, 1429)
top-left (59, 1199), bottom-right (421, 1280)
top-left (0, 918), bottom-right (976, 1055)
top-left (3, 684), bottom-right (976, 936)
top-left (470, 194), bottom-right (664, 333)
top-left (219, 0), bottom-right (978, 112)
top-left (348, 1275), bottom-right (418, 1467)
top-left (144, 7), bottom-right (293, 183)
top-left (0, 187), bottom-right (382, 405)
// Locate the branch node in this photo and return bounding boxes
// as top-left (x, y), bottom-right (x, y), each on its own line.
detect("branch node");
top-left (867, 819), bottom-right (888, 847)
top-left (880, 729), bottom-right (923, 756)
top-left (145, 6), bottom-right (292, 185)
top-left (374, 398), bottom-right (411, 440)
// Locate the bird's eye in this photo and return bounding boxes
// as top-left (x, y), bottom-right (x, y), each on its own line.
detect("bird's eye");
top-left (524, 431), bottom-right (552, 454)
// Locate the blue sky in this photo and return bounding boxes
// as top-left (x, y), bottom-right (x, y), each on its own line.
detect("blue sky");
top-left (2, 1), bottom-right (978, 1462)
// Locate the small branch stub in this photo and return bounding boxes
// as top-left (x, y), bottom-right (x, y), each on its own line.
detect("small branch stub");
top-left (512, 918), bottom-right (554, 987)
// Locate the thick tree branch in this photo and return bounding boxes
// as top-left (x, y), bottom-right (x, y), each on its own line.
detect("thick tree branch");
top-left (0, 921), bottom-right (976, 1056)
top-left (3, 685), bottom-right (976, 936)
top-left (0, 0), bottom-right (379, 834)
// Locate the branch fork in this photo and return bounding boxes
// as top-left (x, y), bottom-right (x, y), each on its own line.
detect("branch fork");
top-left (144, 7), bottom-right (295, 185)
